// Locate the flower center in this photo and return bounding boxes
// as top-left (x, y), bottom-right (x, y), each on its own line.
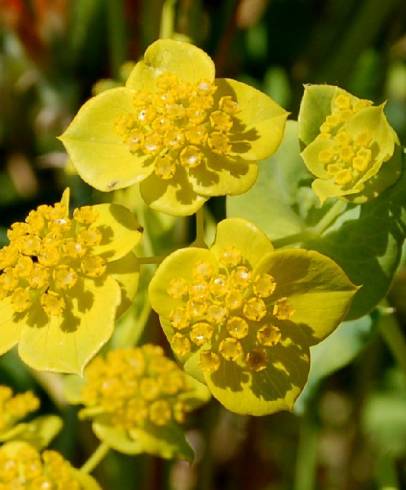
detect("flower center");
top-left (167, 247), bottom-right (294, 375)
top-left (0, 203), bottom-right (106, 318)
top-left (81, 346), bottom-right (193, 429)
top-left (115, 73), bottom-right (240, 180)
top-left (317, 94), bottom-right (374, 189)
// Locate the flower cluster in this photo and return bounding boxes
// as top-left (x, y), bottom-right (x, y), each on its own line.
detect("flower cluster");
top-left (300, 86), bottom-right (400, 203)
top-left (115, 73), bottom-right (241, 180)
top-left (0, 189), bottom-right (141, 374)
top-left (60, 39), bottom-right (288, 216)
top-left (1, 200), bottom-right (106, 318)
top-left (0, 386), bottom-right (39, 435)
top-left (0, 441), bottom-right (99, 489)
top-left (81, 345), bottom-right (198, 428)
top-left (166, 247), bottom-right (294, 375)
top-left (149, 218), bottom-right (357, 415)
top-left (77, 345), bottom-right (209, 459)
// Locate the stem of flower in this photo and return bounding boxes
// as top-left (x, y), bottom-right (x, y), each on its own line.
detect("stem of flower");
top-left (80, 442), bottom-right (110, 475)
top-left (137, 256), bottom-right (166, 265)
top-left (377, 453), bottom-right (400, 490)
top-left (378, 305), bottom-right (406, 378)
top-left (160, 0), bottom-right (177, 39)
top-left (311, 200), bottom-right (347, 235)
top-left (106, 0), bottom-right (126, 77)
top-left (193, 207), bottom-right (207, 247)
top-left (272, 231), bottom-right (316, 248)
top-left (293, 414), bottom-right (318, 490)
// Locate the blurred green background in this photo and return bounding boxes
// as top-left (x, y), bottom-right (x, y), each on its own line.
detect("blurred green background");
top-left (0, 1), bottom-right (405, 489)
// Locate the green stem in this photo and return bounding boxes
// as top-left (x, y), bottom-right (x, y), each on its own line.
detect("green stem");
top-left (378, 307), bottom-right (406, 378)
top-left (80, 442), bottom-right (110, 474)
top-left (106, 0), bottom-right (126, 77)
top-left (193, 207), bottom-right (206, 247)
top-left (293, 415), bottom-right (318, 490)
top-left (272, 231), bottom-right (316, 249)
top-left (311, 200), bottom-right (347, 235)
top-left (137, 256), bottom-right (166, 265)
top-left (159, 0), bottom-right (177, 39)
top-left (377, 453), bottom-right (399, 490)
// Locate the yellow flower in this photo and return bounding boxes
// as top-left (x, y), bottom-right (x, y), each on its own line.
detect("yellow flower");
top-left (60, 39), bottom-right (288, 216)
top-left (0, 441), bottom-right (100, 489)
top-left (0, 189), bottom-right (141, 374)
top-left (299, 85), bottom-right (401, 203)
top-left (78, 345), bottom-right (209, 460)
top-left (0, 386), bottom-right (39, 435)
top-left (149, 218), bottom-right (357, 415)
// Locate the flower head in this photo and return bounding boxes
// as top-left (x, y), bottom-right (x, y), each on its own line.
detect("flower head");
top-left (78, 345), bottom-right (210, 460)
top-left (0, 441), bottom-right (100, 489)
top-left (149, 219), bottom-right (357, 415)
top-left (60, 39), bottom-right (288, 216)
top-left (299, 85), bottom-right (401, 203)
top-left (0, 189), bottom-right (141, 374)
top-left (0, 386), bottom-right (39, 436)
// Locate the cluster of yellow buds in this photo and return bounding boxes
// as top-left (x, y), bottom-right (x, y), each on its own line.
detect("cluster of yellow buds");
top-left (0, 200), bottom-right (106, 318)
top-left (0, 386), bottom-right (40, 434)
top-left (166, 245), bottom-right (294, 374)
top-left (0, 441), bottom-right (89, 489)
top-left (317, 93), bottom-right (373, 188)
top-left (115, 72), bottom-right (240, 180)
top-left (81, 345), bottom-right (195, 429)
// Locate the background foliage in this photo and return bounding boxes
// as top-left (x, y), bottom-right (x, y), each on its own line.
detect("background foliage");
top-left (0, 0), bottom-right (405, 489)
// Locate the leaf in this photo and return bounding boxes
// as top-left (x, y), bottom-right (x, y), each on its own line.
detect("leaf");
top-left (363, 392), bottom-right (406, 457)
top-left (227, 120), bottom-right (312, 240)
top-left (295, 315), bottom-right (376, 414)
top-left (306, 163), bottom-right (406, 318)
top-left (93, 422), bottom-right (194, 461)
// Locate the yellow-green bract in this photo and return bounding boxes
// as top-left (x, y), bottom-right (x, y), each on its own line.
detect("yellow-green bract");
top-left (60, 39), bottom-right (288, 216)
top-left (298, 85), bottom-right (401, 203)
top-left (149, 218), bottom-right (358, 415)
top-left (0, 189), bottom-right (141, 374)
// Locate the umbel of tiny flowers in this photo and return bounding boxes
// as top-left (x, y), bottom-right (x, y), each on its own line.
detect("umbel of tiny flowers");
top-left (0, 189), bottom-right (141, 374)
top-left (148, 218), bottom-right (358, 416)
top-left (74, 345), bottom-right (210, 461)
top-left (59, 39), bottom-right (288, 216)
top-left (298, 85), bottom-right (401, 203)
top-left (0, 441), bottom-right (100, 489)
top-left (0, 385), bottom-right (62, 450)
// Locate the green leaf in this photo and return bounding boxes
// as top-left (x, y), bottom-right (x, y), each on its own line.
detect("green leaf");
top-left (295, 315), bottom-right (376, 413)
top-left (306, 163), bottom-right (406, 318)
top-left (227, 120), bottom-right (312, 241)
top-left (363, 392), bottom-right (406, 457)
top-left (93, 422), bottom-right (194, 461)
